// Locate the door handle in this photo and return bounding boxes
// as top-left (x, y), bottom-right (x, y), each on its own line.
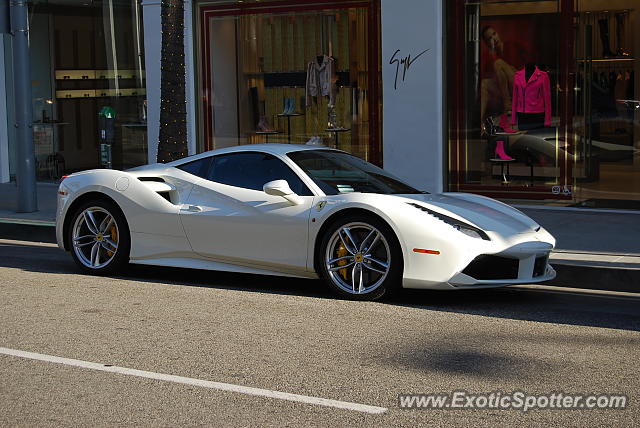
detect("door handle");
top-left (181, 204), bottom-right (202, 212)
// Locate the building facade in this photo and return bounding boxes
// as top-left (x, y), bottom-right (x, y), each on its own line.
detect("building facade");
top-left (1, 0), bottom-right (639, 209)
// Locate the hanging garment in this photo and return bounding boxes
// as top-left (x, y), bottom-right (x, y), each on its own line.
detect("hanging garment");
top-left (511, 66), bottom-right (552, 127)
top-left (626, 71), bottom-right (634, 100)
top-left (305, 55), bottom-right (337, 107)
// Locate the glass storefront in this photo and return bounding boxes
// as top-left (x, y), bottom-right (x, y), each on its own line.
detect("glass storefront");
top-left (447, 0), bottom-right (640, 208)
top-left (28, 0), bottom-right (147, 180)
top-left (196, 0), bottom-right (381, 164)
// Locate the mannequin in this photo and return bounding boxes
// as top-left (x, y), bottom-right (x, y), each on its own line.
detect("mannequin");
top-left (511, 62), bottom-right (551, 130)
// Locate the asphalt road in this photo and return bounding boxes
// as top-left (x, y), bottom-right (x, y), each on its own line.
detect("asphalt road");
top-left (1, 238), bottom-right (639, 427)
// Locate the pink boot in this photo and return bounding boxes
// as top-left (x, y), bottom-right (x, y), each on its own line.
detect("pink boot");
top-left (495, 140), bottom-right (514, 160)
top-left (499, 114), bottom-right (518, 133)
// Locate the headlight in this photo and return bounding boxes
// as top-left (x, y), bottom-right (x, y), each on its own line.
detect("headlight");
top-left (408, 203), bottom-right (491, 241)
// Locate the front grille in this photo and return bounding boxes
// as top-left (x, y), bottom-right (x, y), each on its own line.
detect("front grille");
top-left (533, 255), bottom-right (548, 277)
top-left (462, 255), bottom-right (519, 280)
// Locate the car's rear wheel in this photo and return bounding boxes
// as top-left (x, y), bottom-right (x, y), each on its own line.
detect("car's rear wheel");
top-left (68, 200), bottom-right (130, 274)
top-left (319, 214), bottom-right (402, 300)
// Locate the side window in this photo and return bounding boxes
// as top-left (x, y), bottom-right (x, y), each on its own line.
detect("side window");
top-left (176, 157), bottom-right (212, 178)
top-left (208, 152), bottom-right (312, 196)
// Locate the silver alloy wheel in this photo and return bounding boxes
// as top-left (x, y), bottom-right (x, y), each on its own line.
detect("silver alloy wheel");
top-left (325, 222), bottom-right (391, 295)
top-left (71, 206), bottom-right (120, 269)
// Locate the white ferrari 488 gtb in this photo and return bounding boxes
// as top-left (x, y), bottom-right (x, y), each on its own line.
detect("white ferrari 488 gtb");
top-left (56, 144), bottom-right (556, 300)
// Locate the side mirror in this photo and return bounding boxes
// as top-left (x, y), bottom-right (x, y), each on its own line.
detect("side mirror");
top-left (263, 180), bottom-right (303, 205)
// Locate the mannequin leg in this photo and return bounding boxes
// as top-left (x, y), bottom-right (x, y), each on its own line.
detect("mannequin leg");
top-left (615, 12), bottom-right (631, 57)
top-left (598, 18), bottom-right (615, 58)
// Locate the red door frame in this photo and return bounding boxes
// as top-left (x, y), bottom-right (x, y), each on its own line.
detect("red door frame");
top-left (446, 0), bottom-right (574, 201)
top-left (197, 0), bottom-right (382, 164)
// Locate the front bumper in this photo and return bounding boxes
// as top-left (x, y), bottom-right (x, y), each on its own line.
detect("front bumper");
top-left (402, 240), bottom-right (556, 290)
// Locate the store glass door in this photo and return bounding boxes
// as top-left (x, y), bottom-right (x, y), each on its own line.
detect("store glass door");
top-left (572, 1), bottom-right (640, 208)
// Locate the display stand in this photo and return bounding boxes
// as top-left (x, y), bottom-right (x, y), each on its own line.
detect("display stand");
top-left (491, 132), bottom-right (516, 185)
top-left (255, 130), bottom-right (281, 143)
top-left (325, 128), bottom-right (350, 148)
top-left (277, 113), bottom-right (303, 143)
top-left (490, 157), bottom-right (515, 184)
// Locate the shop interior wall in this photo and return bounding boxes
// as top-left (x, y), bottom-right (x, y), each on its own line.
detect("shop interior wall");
top-left (579, 0), bottom-right (639, 144)
top-left (2, 35), bottom-right (15, 182)
top-left (0, 35), bottom-right (9, 183)
top-left (30, 11), bottom-right (57, 176)
top-left (30, 13), bottom-right (54, 125)
top-left (210, 18), bottom-right (239, 149)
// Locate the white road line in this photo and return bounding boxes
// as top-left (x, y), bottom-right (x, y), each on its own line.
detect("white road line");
top-left (0, 346), bottom-right (387, 415)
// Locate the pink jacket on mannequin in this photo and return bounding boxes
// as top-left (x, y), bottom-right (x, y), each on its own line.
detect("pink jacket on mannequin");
top-left (511, 66), bottom-right (552, 127)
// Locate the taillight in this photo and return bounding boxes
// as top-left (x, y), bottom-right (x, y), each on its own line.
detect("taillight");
top-left (58, 175), bottom-right (70, 195)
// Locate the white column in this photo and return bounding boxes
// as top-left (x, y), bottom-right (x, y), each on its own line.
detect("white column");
top-left (381, 0), bottom-right (444, 193)
top-left (184, 0), bottom-right (197, 156)
top-left (0, 35), bottom-right (10, 183)
top-left (142, 0), bottom-right (161, 165)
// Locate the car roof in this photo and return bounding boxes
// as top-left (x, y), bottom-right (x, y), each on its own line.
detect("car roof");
top-left (164, 143), bottom-right (339, 167)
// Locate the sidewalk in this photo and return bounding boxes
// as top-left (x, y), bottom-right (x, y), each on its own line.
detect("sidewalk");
top-left (519, 207), bottom-right (640, 293)
top-left (0, 182), bottom-right (638, 292)
top-left (0, 181), bottom-right (57, 225)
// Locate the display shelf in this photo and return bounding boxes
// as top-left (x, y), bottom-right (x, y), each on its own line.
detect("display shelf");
top-left (33, 121), bottom-right (70, 126)
top-left (255, 130), bottom-right (281, 143)
top-left (56, 88), bottom-right (146, 99)
top-left (55, 69), bottom-right (144, 80)
top-left (325, 128), bottom-right (350, 148)
top-left (577, 58), bottom-right (635, 62)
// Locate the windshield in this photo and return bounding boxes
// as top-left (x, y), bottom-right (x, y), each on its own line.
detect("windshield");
top-left (287, 150), bottom-right (425, 195)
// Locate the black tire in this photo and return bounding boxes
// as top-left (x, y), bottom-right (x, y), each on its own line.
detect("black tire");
top-left (67, 199), bottom-right (130, 275)
top-left (317, 213), bottom-right (403, 300)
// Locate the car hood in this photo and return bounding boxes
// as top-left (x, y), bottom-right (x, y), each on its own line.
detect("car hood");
top-left (399, 193), bottom-right (540, 234)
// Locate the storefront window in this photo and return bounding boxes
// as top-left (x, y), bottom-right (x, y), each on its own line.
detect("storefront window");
top-left (197, 0), bottom-right (380, 164)
top-left (572, 1), bottom-right (640, 208)
top-left (447, 0), bottom-right (564, 200)
top-left (447, 0), bottom-right (640, 208)
top-left (29, 0), bottom-right (147, 180)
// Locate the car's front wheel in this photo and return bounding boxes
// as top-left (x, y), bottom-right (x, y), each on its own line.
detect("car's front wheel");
top-left (318, 214), bottom-right (402, 300)
top-left (68, 200), bottom-right (130, 274)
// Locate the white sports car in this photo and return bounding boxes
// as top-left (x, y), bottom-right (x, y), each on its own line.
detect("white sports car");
top-left (56, 144), bottom-right (556, 300)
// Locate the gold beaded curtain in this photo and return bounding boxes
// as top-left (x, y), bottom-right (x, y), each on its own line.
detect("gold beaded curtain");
top-left (236, 8), bottom-right (371, 161)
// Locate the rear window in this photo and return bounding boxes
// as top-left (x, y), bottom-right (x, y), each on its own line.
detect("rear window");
top-left (176, 157), bottom-right (212, 178)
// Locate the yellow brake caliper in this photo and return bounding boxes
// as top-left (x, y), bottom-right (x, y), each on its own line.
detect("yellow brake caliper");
top-left (336, 243), bottom-right (349, 280)
top-left (107, 225), bottom-right (118, 257)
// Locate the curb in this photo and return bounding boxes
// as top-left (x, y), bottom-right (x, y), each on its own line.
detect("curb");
top-left (0, 222), bottom-right (57, 244)
top-left (549, 263), bottom-right (640, 294)
top-left (0, 222), bottom-right (637, 294)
